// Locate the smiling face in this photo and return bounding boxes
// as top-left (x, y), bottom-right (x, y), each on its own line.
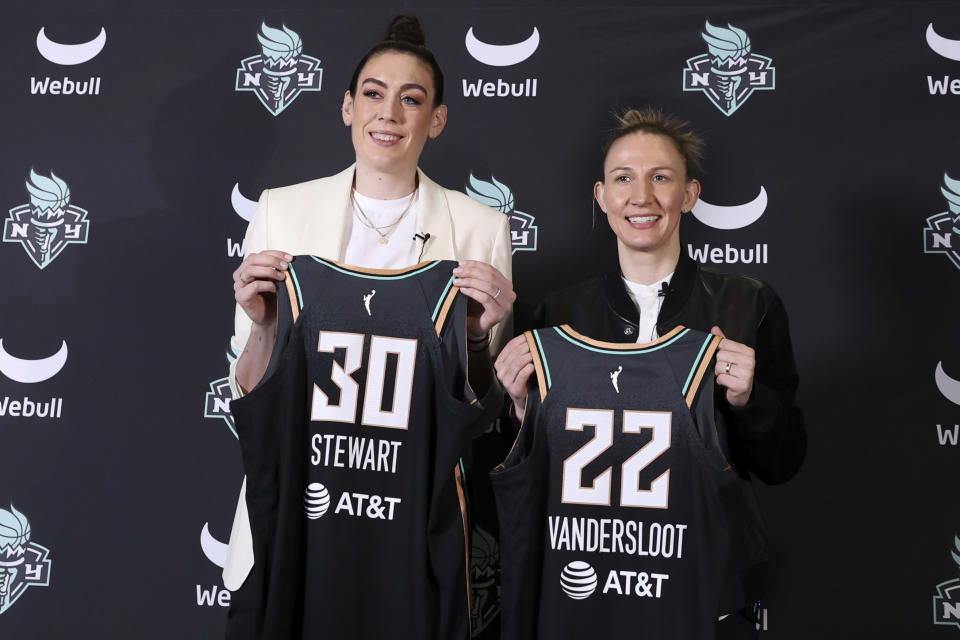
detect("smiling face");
top-left (594, 132), bottom-right (701, 260)
top-left (342, 51), bottom-right (447, 180)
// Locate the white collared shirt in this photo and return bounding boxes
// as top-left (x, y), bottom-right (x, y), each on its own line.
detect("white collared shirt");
top-left (622, 272), bottom-right (674, 343)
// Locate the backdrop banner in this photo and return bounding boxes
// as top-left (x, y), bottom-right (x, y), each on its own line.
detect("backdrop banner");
top-left (0, 3), bottom-right (958, 638)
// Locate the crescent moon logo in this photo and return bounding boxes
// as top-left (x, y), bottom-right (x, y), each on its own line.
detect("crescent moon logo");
top-left (465, 27), bottom-right (539, 67)
top-left (691, 186), bottom-right (767, 230)
top-left (926, 23), bottom-right (960, 62)
top-left (935, 362), bottom-right (960, 406)
top-left (36, 27), bottom-right (106, 66)
top-left (200, 522), bottom-right (229, 568)
top-left (231, 184), bottom-right (258, 221)
top-left (0, 339), bottom-right (68, 383)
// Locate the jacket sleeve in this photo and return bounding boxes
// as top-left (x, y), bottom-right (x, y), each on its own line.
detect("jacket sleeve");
top-left (228, 188), bottom-right (270, 399)
top-left (222, 189), bottom-right (270, 591)
top-left (721, 291), bottom-right (806, 484)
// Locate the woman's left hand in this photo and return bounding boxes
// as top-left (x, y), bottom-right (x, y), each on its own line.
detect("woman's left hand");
top-left (453, 261), bottom-right (516, 340)
top-left (711, 326), bottom-right (755, 407)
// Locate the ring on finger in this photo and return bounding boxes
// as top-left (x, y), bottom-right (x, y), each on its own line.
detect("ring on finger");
top-left (724, 361), bottom-right (732, 374)
top-left (493, 287), bottom-right (502, 300)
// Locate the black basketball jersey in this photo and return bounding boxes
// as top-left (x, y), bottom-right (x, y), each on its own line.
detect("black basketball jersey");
top-left (492, 325), bottom-right (764, 640)
top-left (226, 257), bottom-right (487, 640)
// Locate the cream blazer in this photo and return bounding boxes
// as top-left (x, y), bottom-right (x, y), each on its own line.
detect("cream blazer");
top-left (223, 165), bottom-right (512, 590)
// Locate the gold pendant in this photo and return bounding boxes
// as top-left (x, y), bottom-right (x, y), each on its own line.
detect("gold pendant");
top-left (379, 236), bottom-right (388, 245)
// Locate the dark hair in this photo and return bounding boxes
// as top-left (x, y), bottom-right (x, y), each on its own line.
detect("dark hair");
top-left (348, 14), bottom-right (445, 107)
top-left (601, 108), bottom-right (705, 179)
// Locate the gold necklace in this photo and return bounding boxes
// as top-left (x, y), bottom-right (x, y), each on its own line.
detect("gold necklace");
top-left (351, 189), bottom-right (417, 245)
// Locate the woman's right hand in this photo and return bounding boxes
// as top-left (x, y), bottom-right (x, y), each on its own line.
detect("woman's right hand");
top-left (233, 250), bottom-right (293, 326)
top-left (494, 335), bottom-right (535, 422)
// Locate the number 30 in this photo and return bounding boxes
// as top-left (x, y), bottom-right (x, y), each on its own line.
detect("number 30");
top-left (310, 331), bottom-right (418, 430)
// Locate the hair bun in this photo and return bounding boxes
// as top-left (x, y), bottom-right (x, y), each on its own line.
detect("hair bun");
top-left (384, 14), bottom-right (426, 46)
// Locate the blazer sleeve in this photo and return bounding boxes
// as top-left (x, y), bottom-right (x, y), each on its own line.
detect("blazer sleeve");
top-left (488, 212), bottom-right (514, 355)
top-left (228, 188), bottom-right (270, 399)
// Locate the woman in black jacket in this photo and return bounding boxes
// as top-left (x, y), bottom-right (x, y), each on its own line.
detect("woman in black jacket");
top-left (493, 107), bottom-right (805, 637)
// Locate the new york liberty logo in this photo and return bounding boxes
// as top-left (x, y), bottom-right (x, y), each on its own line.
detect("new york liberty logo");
top-left (932, 535), bottom-right (960, 629)
top-left (0, 505), bottom-right (52, 616)
top-left (682, 22), bottom-right (775, 116)
top-left (3, 169), bottom-right (89, 269)
top-left (924, 173), bottom-right (960, 271)
top-left (235, 23), bottom-right (323, 116)
top-left (465, 173), bottom-right (538, 253)
top-left (204, 346), bottom-right (239, 438)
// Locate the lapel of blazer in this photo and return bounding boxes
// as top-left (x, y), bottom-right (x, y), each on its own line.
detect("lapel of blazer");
top-left (302, 164), bottom-right (356, 261)
top-left (415, 168), bottom-right (458, 262)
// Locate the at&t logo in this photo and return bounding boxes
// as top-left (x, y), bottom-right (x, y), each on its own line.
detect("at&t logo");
top-left (235, 23), bottom-right (323, 116)
top-left (465, 173), bottom-right (538, 253)
top-left (0, 504), bottom-right (52, 616)
top-left (462, 26), bottom-right (540, 98)
top-left (560, 561), bottom-right (597, 600)
top-left (32, 26), bottom-right (105, 96)
top-left (682, 21), bottom-right (775, 116)
top-left (4, 170), bottom-right (90, 269)
top-left (924, 173), bottom-right (960, 271)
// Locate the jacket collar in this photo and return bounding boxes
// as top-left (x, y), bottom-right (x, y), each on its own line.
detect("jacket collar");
top-left (317, 164), bottom-right (457, 263)
top-left (603, 253), bottom-right (700, 329)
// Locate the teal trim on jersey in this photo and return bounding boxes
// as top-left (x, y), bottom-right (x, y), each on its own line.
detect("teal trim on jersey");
top-left (309, 256), bottom-right (441, 280)
top-left (288, 264), bottom-right (304, 310)
top-left (532, 330), bottom-right (553, 390)
top-left (432, 275), bottom-right (456, 323)
top-left (682, 334), bottom-right (715, 397)
top-left (554, 326), bottom-right (690, 355)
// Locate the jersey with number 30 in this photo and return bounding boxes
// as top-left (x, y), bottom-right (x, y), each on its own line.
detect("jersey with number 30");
top-left (227, 257), bottom-right (486, 640)
top-left (492, 325), bottom-right (765, 640)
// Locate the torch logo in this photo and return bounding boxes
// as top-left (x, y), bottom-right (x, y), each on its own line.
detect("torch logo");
top-left (465, 173), bottom-right (538, 254)
top-left (235, 23), bottom-right (323, 116)
top-left (932, 535), bottom-right (960, 629)
top-left (924, 173), bottom-right (960, 272)
top-left (682, 21), bottom-right (775, 116)
top-left (3, 169), bottom-right (90, 269)
top-left (0, 504), bottom-right (52, 616)
top-left (204, 346), bottom-right (239, 438)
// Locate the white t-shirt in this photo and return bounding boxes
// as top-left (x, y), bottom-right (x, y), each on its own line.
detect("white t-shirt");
top-left (344, 189), bottom-right (419, 269)
top-left (622, 272), bottom-right (674, 343)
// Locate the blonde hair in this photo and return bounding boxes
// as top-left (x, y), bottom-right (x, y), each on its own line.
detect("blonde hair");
top-left (603, 107), bottom-right (705, 178)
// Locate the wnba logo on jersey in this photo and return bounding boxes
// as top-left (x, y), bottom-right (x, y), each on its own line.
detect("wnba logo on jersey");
top-left (924, 173), bottom-right (960, 271)
top-left (3, 169), bottom-right (90, 269)
top-left (0, 504), bottom-right (52, 616)
top-left (682, 21), bottom-right (775, 116)
top-left (235, 23), bottom-right (323, 116)
top-left (932, 535), bottom-right (960, 629)
top-left (465, 173), bottom-right (538, 253)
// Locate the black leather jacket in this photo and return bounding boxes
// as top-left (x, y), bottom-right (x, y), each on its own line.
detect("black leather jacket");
top-left (520, 255), bottom-right (806, 485)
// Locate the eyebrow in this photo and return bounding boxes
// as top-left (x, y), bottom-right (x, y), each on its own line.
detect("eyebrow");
top-left (608, 165), bottom-right (677, 173)
top-left (360, 78), bottom-right (428, 94)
